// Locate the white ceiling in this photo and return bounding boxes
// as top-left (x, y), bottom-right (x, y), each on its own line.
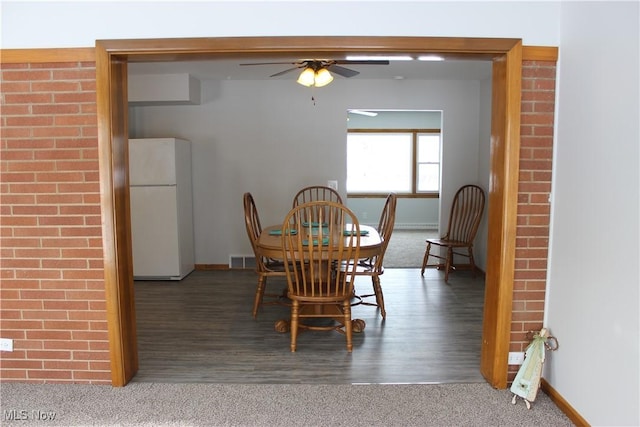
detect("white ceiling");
top-left (128, 58), bottom-right (493, 82)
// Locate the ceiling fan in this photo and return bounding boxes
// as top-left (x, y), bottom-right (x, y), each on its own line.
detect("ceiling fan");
top-left (239, 59), bottom-right (390, 87)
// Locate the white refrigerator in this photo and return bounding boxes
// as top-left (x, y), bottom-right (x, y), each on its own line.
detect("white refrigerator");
top-left (128, 138), bottom-right (195, 280)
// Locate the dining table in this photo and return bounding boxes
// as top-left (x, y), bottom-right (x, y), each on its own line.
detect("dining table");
top-left (257, 223), bottom-right (383, 260)
top-left (257, 223), bottom-right (383, 334)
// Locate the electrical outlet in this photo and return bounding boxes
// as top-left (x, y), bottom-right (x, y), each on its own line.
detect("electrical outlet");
top-left (508, 351), bottom-right (524, 365)
top-left (327, 180), bottom-right (338, 191)
top-left (0, 338), bottom-right (13, 352)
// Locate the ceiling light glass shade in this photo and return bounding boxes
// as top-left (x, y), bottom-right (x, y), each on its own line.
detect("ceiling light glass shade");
top-left (313, 68), bottom-right (333, 87)
top-left (296, 67), bottom-right (315, 87)
top-left (418, 55), bottom-right (445, 61)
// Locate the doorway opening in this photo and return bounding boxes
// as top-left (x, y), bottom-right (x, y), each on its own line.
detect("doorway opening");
top-left (96, 36), bottom-right (522, 387)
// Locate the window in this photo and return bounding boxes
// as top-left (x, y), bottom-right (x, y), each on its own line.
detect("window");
top-left (346, 130), bottom-right (441, 195)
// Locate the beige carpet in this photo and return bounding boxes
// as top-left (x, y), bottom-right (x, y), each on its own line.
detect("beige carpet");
top-left (0, 382), bottom-right (574, 426)
top-left (383, 229), bottom-right (438, 268)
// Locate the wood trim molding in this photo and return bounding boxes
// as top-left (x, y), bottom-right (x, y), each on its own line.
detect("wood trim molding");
top-left (479, 41), bottom-right (522, 389)
top-left (522, 46), bottom-right (559, 61)
top-left (541, 379), bottom-right (590, 426)
top-left (0, 48), bottom-right (95, 63)
top-left (0, 45), bottom-right (557, 64)
top-left (96, 45), bottom-right (138, 387)
top-left (195, 264), bottom-right (229, 271)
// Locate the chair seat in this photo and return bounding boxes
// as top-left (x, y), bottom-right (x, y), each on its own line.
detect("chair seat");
top-left (288, 293), bottom-right (352, 305)
top-left (426, 238), bottom-right (469, 248)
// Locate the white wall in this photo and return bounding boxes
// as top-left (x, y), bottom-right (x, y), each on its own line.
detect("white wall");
top-left (6, 1), bottom-right (640, 425)
top-left (545, 2), bottom-right (639, 425)
top-left (475, 76), bottom-right (493, 269)
top-left (1, 1), bottom-right (561, 48)
top-left (129, 78), bottom-right (485, 265)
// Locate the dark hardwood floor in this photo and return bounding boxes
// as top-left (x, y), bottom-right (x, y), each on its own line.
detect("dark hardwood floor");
top-left (132, 268), bottom-right (486, 384)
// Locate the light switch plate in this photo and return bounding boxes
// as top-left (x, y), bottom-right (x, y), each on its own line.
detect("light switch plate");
top-left (327, 180), bottom-right (338, 191)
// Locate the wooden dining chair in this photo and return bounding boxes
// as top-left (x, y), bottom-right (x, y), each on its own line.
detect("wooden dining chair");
top-left (243, 192), bottom-right (288, 318)
top-left (350, 193), bottom-right (397, 319)
top-left (281, 201), bottom-right (361, 352)
top-left (420, 184), bottom-right (486, 282)
top-left (292, 185), bottom-right (343, 225)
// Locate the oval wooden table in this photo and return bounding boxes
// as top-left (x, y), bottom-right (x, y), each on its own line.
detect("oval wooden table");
top-left (257, 224), bottom-right (383, 335)
top-left (257, 224), bottom-right (383, 259)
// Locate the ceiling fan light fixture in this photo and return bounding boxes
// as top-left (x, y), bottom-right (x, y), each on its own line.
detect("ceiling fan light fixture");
top-left (296, 67), bottom-right (316, 86)
top-left (418, 55), bottom-right (445, 61)
top-left (313, 68), bottom-right (333, 87)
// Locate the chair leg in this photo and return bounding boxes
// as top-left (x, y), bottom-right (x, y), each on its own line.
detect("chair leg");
top-left (252, 276), bottom-right (266, 318)
top-left (372, 276), bottom-right (386, 319)
top-left (444, 247), bottom-right (453, 283)
top-left (290, 301), bottom-right (299, 352)
top-left (468, 247), bottom-right (477, 277)
top-left (420, 242), bottom-right (432, 276)
top-left (343, 301), bottom-right (353, 353)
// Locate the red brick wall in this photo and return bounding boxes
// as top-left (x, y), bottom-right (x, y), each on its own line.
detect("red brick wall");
top-left (0, 58), bottom-right (556, 385)
top-left (508, 60), bottom-right (556, 380)
top-left (0, 61), bottom-right (110, 384)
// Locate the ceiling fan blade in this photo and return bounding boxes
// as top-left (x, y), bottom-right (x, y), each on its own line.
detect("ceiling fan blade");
top-left (269, 67), bottom-right (302, 77)
top-left (334, 60), bottom-right (390, 65)
top-left (327, 64), bottom-right (360, 78)
top-left (239, 61), bottom-right (300, 66)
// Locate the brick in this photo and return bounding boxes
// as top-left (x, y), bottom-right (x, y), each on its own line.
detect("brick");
top-left (22, 310), bottom-right (69, 320)
top-left (2, 70), bottom-right (52, 81)
top-left (1, 172), bottom-right (36, 182)
top-left (0, 360), bottom-right (44, 369)
top-left (42, 320), bottom-right (90, 331)
top-left (43, 360), bottom-right (89, 370)
top-left (54, 115), bottom-right (97, 126)
top-left (25, 330), bottom-right (72, 340)
top-left (73, 351), bottom-right (109, 361)
top-left (44, 340), bottom-right (89, 350)
top-left (54, 92), bottom-right (96, 103)
top-left (1, 81), bottom-right (32, 92)
top-left (5, 116), bottom-right (54, 127)
top-left (72, 331), bottom-right (108, 341)
top-left (32, 126), bottom-right (81, 138)
top-left (42, 300), bottom-right (88, 310)
top-left (32, 104), bottom-right (81, 115)
top-left (28, 370), bottom-right (73, 380)
top-left (31, 81), bottom-right (81, 92)
top-left (72, 371), bottom-right (111, 382)
top-left (35, 171), bottom-right (85, 182)
top-left (15, 270), bottom-right (62, 280)
top-left (65, 290), bottom-right (106, 301)
top-left (4, 93), bottom-right (53, 104)
top-left (41, 259), bottom-right (89, 269)
top-left (52, 69), bottom-right (96, 80)
top-left (0, 370), bottom-right (28, 380)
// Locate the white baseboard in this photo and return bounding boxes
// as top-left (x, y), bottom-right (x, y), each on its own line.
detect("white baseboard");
top-left (393, 223), bottom-right (438, 230)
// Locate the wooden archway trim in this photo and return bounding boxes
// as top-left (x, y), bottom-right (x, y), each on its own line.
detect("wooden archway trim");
top-left (95, 36), bottom-right (523, 387)
top-left (0, 45), bottom-right (556, 63)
